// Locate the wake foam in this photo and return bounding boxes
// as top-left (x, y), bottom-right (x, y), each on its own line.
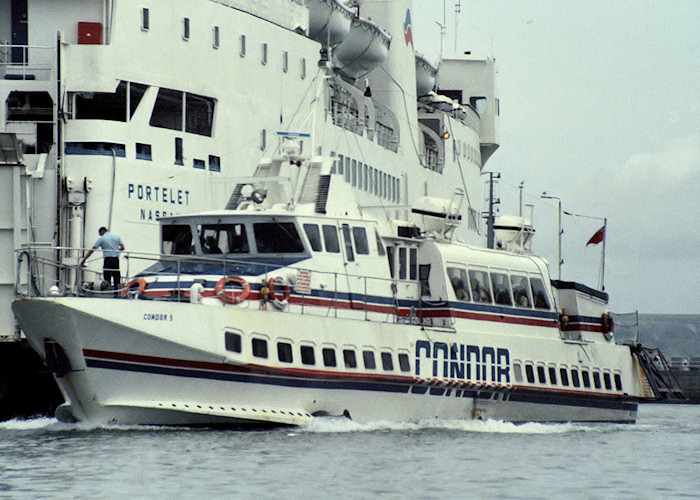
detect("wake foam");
top-left (299, 417), bottom-right (583, 434)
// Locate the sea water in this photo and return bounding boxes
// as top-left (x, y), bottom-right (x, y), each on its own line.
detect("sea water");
top-left (1, 404), bottom-right (698, 499)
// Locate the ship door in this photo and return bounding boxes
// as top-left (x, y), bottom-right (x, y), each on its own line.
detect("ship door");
top-left (339, 223), bottom-right (365, 310)
top-left (11, 0), bottom-right (28, 63)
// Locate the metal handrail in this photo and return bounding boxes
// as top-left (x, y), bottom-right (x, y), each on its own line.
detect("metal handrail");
top-left (14, 245), bottom-right (424, 324)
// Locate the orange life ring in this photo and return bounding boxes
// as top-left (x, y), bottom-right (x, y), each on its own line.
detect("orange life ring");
top-left (121, 277), bottom-right (147, 297)
top-left (268, 277), bottom-right (291, 304)
top-left (215, 275), bottom-right (250, 304)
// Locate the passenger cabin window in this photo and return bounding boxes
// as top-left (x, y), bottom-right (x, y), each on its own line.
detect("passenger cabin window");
top-left (491, 272), bottom-right (512, 306)
top-left (603, 372), bottom-right (612, 390)
top-left (352, 227), bottom-right (369, 255)
top-left (469, 270), bottom-right (492, 303)
top-left (213, 26), bottom-right (220, 49)
top-left (253, 222), bottom-right (304, 253)
top-left (162, 224), bottom-right (194, 255)
top-left (343, 349), bottom-right (357, 368)
top-left (398, 353), bottom-right (410, 372)
top-left (530, 278), bottom-right (551, 309)
top-left (277, 342), bottom-right (293, 363)
top-left (300, 345), bottom-right (315, 365)
top-left (559, 367), bottom-right (569, 386)
top-left (141, 8), bottom-right (149, 31)
top-left (322, 225), bottom-right (340, 253)
top-left (525, 364), bottom-right (535, 383)
top-left (224, 331), bottom-right (241, 353)
top-left (252, 338), bottom-right (268, 358)
top-left (182, 18), bottom-right (190, 40)
top-left (322, 348), bottom-right (337, 367)
top-left (381, 352), bottom-right (393, 371)
top-left (614, 373), bottom-right (622, 391)
top-left (398, 247), bottom-right (406, 279)
top-left (537, 365), bottom-right (546, 384)
top-left (571, 369), bottom-right (580, 388)
top-left (593, 371), bottom-right (602, 389)
top-left (448, 267), bottom-right (470, 301)
top-left (363, 350), bottom-right (376, 369)
top-left (548, 366), bottom-right (557, 384)
top-left (582, 370), bottom-right (591, 388)
top-left (304, 224), bottom-right (323, 252)
top-left (511, 275), bottom-right (532, 308)
top-left (198, 224), bottom-right (249, 254)
top-left (409, 248), bottom-right (418, 280)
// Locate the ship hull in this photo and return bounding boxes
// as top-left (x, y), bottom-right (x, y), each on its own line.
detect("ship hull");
top-left (12, 297), bottom-right (638, 426)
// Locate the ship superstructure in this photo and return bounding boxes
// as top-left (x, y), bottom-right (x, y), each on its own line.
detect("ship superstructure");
top-left (1, 0), bottom-right (496, 340)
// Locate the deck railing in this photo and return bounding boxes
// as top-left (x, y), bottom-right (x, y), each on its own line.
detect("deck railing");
top-left (15, 245), bottom-right (434, 326)
top-left (0, 44), bottom-right (54, 81)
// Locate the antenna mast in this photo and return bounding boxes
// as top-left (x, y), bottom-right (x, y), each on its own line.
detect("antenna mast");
top-left (454, 1), bottom-right (461, 53)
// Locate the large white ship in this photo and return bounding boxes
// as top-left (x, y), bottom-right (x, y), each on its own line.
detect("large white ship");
top-left (4, 0), bottom-right (681, 424)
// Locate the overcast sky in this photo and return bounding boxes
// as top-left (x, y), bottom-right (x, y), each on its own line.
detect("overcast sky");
top-left (412, 1), bottom-right (700, 314)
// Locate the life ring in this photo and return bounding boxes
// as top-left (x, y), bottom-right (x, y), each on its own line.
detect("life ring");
top-left (215, 275), bottom-right (250, 304)
top-left (268, 277), bottom-right (291, 309)
top-left (121, 277), bottom-right (147, 297)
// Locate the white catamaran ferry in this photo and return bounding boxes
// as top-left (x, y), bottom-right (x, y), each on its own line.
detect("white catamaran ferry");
top-left (5, 0), bottom-right (678, 424)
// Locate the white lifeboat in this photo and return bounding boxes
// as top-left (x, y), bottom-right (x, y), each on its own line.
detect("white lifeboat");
top-left (306, 0), bottom-right (354, 46)
top-left (410, 196), bottom-right (462, 235)
top-left (420, 91), bottom-right (456, 113)
top-left (332, 17), bottom-right (391, 79)
top-left (493, 215), bottom-right (535, 253)
top-left (415, 54), bottom-right (438, 97)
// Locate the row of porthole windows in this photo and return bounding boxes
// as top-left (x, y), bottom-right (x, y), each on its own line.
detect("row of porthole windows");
top-left (140, 8), bottom-right (307, 79)
top-left (331, 153), bottom-right (400, 203)
top-left (513, 362), bottom-right (623, 392)
top-left (225, 331), bottom-right (411, 373)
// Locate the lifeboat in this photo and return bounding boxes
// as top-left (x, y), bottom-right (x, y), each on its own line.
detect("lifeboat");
top-left (415, 54), bottom-right (438, 97)
top-left (306, 0), bottom-right (354, 46)
top-left (493, 215), bottom-right (535, 253)
top-left (410, 196), bottom-right (462, 235)
top-left (332, 17), bottom-right (391, 79)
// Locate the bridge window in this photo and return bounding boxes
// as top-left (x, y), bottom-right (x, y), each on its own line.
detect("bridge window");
top-left (304, 224), bottom-right (323, 252)
top-left (198, 223), bottom-right (249, 254)
top-left (162, 224), bottom-right (194, 255)
top-left (341, 224), bottom-right (354, 261)
top-left (352, 227), bottom-right (369, 255)
top-left (322, 225), bottom-right (340, 253)
top-left (150, 88), bottom-right (215, 136)
top-left (75, 81), bottom-right (127, 121)
top-left (254, 222), bottom-right (304, 253)
top-left (277, 342), bottom-right (293, 363)
top-left (208, 155), bottom-right (220, 172)
top-left (300, 345), bottom-right (315, 365)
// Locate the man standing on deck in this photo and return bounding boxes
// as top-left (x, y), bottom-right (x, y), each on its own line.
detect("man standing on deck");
top-left (80, 227), bottom-right (125, 292)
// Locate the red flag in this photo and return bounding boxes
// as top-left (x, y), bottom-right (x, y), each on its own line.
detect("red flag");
top-left (586, 226), bottom-right (605, 246)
